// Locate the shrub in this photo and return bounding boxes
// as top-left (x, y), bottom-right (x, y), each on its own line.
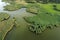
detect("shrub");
top-left (53, 5), bottom-right (60, 11)
top-left (26, 4), bottom-right (40, 14)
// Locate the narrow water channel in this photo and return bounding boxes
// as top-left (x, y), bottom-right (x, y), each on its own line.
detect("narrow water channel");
top-left (0, 0), bottom-right (60, 40)
top-left (0, 0), bottom-right (26, 16)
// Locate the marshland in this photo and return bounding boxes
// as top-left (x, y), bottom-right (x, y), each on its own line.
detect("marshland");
top-left (0, 0), bottom-right (60, 40)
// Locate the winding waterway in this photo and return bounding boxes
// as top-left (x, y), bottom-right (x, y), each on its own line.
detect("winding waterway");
top-left (0, 0), bottom-right (60, 40)
top-left (0, 0), bottom-right (27, 16)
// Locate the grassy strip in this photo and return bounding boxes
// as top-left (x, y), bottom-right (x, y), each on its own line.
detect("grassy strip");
top-left (4, 3), bottom-right (25, 11)
top-left (0, 13), bottom-right (16, 40)
top-left (2, 18), bottom-right (16, 40)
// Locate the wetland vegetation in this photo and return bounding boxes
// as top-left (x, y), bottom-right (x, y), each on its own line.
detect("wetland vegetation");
top-left (0, 13), bottom-right (16, 40)
top-left (0, 0), bottom-right (60, 40)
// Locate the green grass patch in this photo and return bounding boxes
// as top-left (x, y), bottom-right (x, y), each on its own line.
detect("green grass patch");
top-left (26, 4), bottom-right (60, 14)
top-left (24, 13), bottom-right (60, 34)
top-left (39, 4), bottom-right (60, 14)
